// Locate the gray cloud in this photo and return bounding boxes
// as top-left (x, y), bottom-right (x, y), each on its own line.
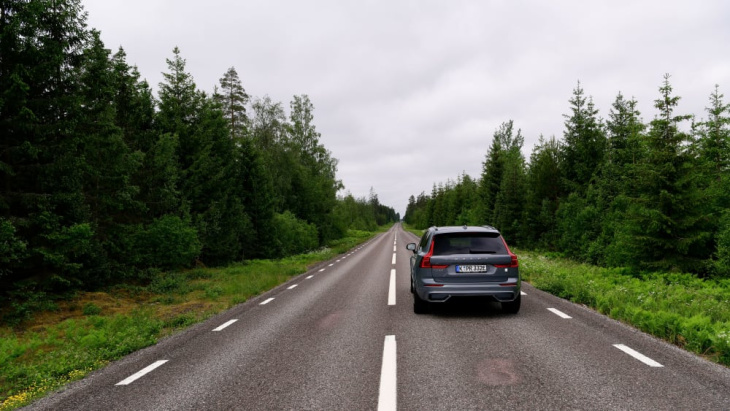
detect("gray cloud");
top-left (83, 0), bottom-right (730, 215)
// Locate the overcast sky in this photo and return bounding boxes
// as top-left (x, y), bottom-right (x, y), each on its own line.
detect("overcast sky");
top-left (82, 0), bottom-right (730, 216)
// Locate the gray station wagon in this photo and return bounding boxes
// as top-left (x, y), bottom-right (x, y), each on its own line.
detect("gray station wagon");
top-left (406, 226), bottom-right (521, 314)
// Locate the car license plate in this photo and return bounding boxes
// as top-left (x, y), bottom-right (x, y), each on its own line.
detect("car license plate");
top-left (456, 265), bottom-right (488, 273)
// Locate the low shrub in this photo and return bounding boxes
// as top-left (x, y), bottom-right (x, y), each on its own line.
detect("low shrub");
top-left (519, 250), bottom-right (730, 366)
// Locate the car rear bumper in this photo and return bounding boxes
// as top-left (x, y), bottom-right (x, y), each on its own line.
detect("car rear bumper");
top-left (415, 278), bottom-right (520, 303)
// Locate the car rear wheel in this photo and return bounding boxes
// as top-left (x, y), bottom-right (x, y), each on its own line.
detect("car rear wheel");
top-left (501, 294), bottom-right (521, 314)
top-left (413, 293), bottom-right (429, 314)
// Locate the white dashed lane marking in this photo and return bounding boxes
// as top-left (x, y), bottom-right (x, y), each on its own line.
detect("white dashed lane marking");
top-left (260, 298), bottom-right (275, 305)
top-left (287, 284), bottom-right (298, 290)
top-left (613, 344), bottom-right (663, 367)
top-left (377, 335), bottom-right (397, 411)
top-left (547, 308), bottom-right (572, 319)
top-left (212, 319), bottom-right (238, 332)
top-left (388, 269), bottom-right (396, 306)
top-left (116, 360), bottom-right (168, 386)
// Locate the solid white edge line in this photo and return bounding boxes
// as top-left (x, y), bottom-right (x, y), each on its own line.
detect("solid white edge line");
top-left (391, 253), bottom-right (396, 265)
top-left (212, 319), bottom-right (238, 332)
top-left (377, 335), bottom-right (397, 411)
top-left (260, 298), bottom-right (275, 305)
top-left (388, 269), bottom-right (396, 306)
top-left (116, 360), bottom-right (168, 386)
top-left (547, 308), bottom-right (572, 319)
top-left (613, 344), bottom-right (664, 367)
top-left (287, 284), bottom-right (298, 290)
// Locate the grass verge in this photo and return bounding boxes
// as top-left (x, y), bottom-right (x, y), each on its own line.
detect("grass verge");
top-left (0, 229), bottom-right (380, 410)
top-left (518, 249), bottom-right (730, 366)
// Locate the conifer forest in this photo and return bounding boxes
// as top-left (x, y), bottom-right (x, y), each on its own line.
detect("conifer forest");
top-left (0, 0), bottom-right (398, 293)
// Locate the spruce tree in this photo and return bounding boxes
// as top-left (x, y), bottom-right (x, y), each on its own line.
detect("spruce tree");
top-left (478, 121), bottom-right (521, 225)
top-left (626, 74), bottom-right (710, 273)
top-left (492, 130), bottom-right (527, 243)
top-left (522, 136), bottom-right (562, 248)
top-left (0, 0), bottom-right (93, 286)
top-left (561, 82), bottom-right (607, 194)
top-left (697, 86), bottom-right (730, 276)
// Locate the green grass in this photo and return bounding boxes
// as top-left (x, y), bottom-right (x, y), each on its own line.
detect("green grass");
top-left (518, 249), bottom-right (730, 366)
top-left (0, 229), bottom-right (379, 409)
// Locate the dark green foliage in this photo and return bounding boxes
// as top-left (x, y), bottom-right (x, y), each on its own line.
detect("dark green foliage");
top-left (405, 77), bottom-right (728, 277)
top-left (522, 136), bottom-right (561, 248)
top-left (334, 192), bottom-right (392, 232)
top-left (521, 251), bottom-right (730, 366)
top-left (214, 67), bottom-right (249, 140)
top-left (1, 1), bottom-right (396, 310)
top-left (477, 121), bottom-right (515, 224)
top-left (561, 82), bottom-right (607, 194)
top-left (132, 215), bottom-right (201, 269)
top-left (272, 211), bottom-right (319, 257)
top-left (492, 129), bottom-right (526, 243)
top-left (621, 75), bottom-right (711, 273)
top-left (716, 212), bottom-right (730, 276)
top-left (0, 217), bottom-right (27, 275)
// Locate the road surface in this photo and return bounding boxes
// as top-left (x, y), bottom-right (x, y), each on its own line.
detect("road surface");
top-left (27, 224), bottom-right (730, 410)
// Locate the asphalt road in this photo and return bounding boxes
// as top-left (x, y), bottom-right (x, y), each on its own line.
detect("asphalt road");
top-left (27, 224), bottom-right (730, 410)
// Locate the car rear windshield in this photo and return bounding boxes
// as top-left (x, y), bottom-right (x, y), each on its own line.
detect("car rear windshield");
top-left (431, 232), bottom-right (506, 255)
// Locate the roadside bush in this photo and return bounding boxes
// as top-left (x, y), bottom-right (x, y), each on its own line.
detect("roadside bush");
top-left (519, 251), bottom-right (730, 366)
top-left (0, 218), bottom-right (27, 279)
top-left (133, 215), bottom-right (201, 269)
top-left (714, 213), bottom-right (730, 277)
top-left (272, 211), bottom-right (318, 257)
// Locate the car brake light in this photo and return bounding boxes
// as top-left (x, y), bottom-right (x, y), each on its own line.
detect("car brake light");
top-left (494, 237), bottom-right (519, 268)
top-left (420, 239), bottom-right (448, 269)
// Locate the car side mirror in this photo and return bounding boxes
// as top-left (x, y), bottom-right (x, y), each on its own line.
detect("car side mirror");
top-left (406, 243), bottom-right (416, 252)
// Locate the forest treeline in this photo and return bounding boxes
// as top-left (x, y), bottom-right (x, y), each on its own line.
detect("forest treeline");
top-left (0, 1), bottom-right (397, 292)
top-left (405, 78), bottom-right (730, 277)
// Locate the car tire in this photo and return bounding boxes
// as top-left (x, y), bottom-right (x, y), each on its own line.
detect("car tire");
top-left (413, 293), bottom-right (429, 314)
top-left (502, 294), bottom-right (521, 314)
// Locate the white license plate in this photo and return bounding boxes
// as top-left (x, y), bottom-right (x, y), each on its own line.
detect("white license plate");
top-left (456, 265), bottom-right (488, 273)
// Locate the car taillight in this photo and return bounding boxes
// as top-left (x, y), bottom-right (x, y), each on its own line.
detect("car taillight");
top-left (420, 240), bottom-right (448, 269)
top-left (494, 237), bottom-right (519, 268)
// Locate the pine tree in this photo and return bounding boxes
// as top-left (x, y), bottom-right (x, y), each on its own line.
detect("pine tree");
top-left (214, 66), bottom-right (249, 140)
top-left (156, 48), bottom-right (249, 264)
top-left (287, 95), bottom-right (341, 242)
